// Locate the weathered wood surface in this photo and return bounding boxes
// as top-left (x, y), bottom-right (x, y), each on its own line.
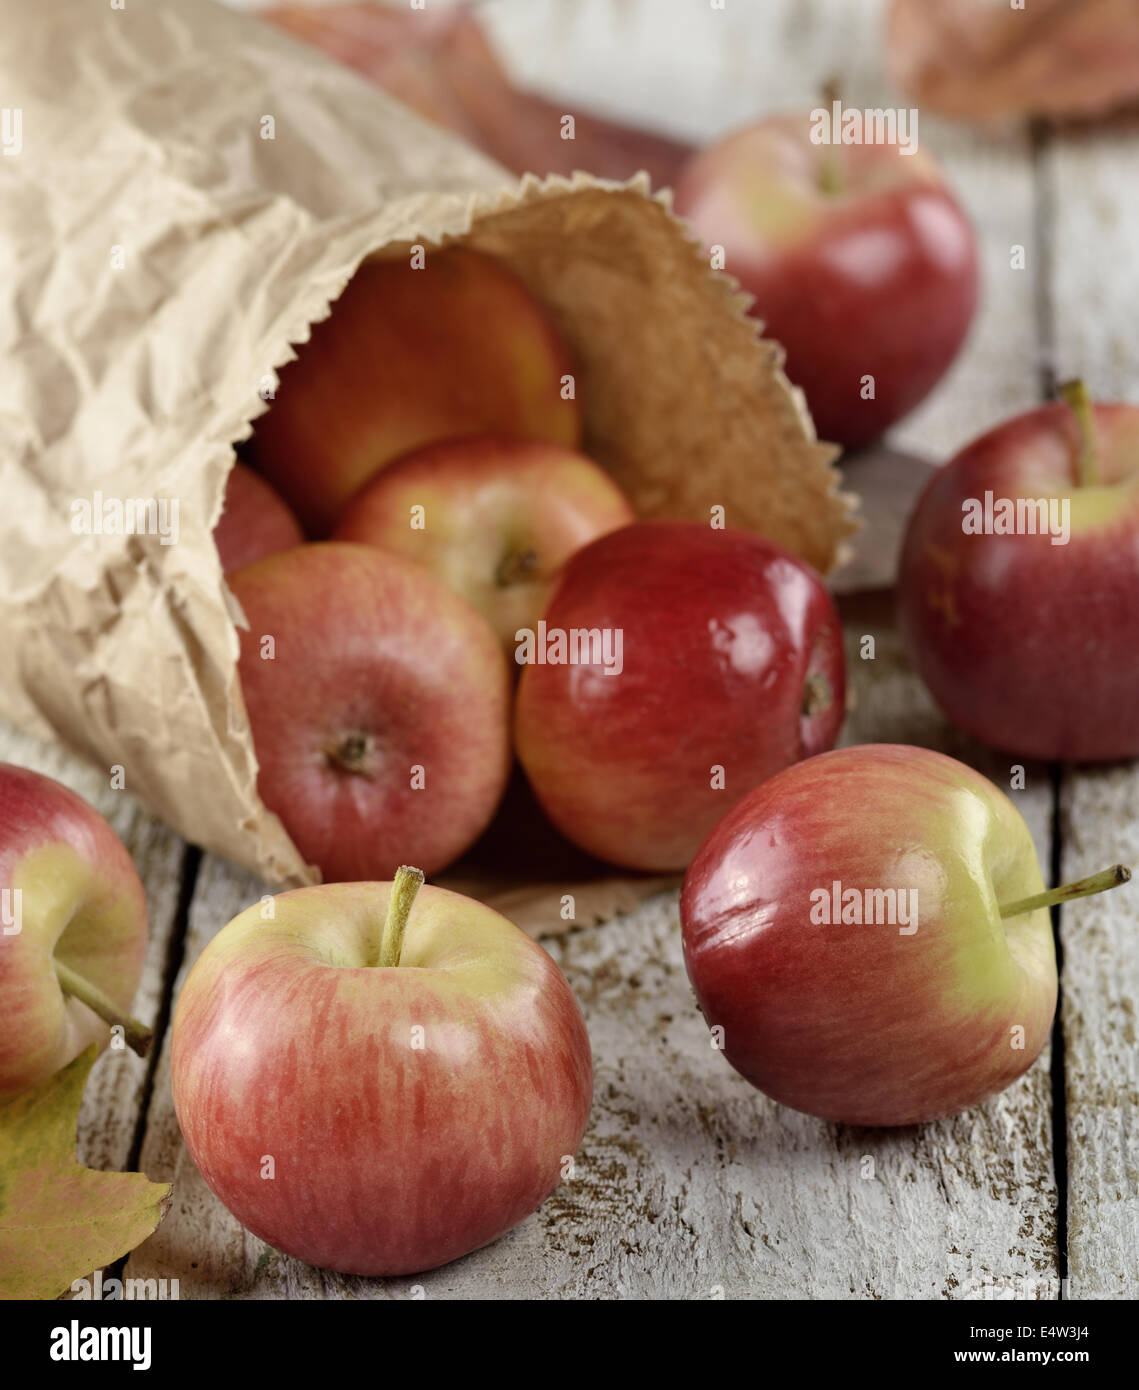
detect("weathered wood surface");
top-left (1046, 114), bottom-right (1139, 1299)
top-left (5, 0), bottom-right (1134, 1298)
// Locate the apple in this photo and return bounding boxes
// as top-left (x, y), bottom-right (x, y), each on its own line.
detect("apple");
top-left (514, 521), bottom-right (846, 872)
top-left (171, 867), bottom-right (593, 1276)
top-left (332, 435), bottom-right (635, 656)
top-left (253, 247), bottom-right (582, 535)
top-left (681, 743), bottom-right (1129, 1127)
top-left (0, 764), bottom-right (150, 1100)
top-left (213, 462), bottom-right (305, 575)
top-left (228, 542), bottom-right (511, 882)
top-left (898, 383), bottom-right (1139, 760)
top-left (672, 107), bottom-right (979, 448)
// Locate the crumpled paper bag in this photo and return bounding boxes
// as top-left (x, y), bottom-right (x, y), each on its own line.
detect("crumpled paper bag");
top-left (0, 0), bottom-right (854, 926)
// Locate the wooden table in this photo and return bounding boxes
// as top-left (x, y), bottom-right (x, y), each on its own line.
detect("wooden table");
top-left (18, 0), bottom-right (1137, 1298)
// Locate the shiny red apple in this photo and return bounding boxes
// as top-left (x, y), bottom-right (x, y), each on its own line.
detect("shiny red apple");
top-left (680, 744), bottom-right (1104, 1126)
top-left (213, 462), bottom-right (304, 575)
top-left (229, 543), bottom-right (511, 881)
top-left (172, 869), bottom-right (592, 1276)
top-left (898, 387), bottom-right (1139, 760)
top-left (332, 435), bottom-right (635, 656)
top-left (514, 521), bottom-right (845, 872)
top-left (253, 247), bottom-right (582, 534)
top-left (0, 764), bottom-right (150, 1099)
top-left (673, 111), bottom-right (979, 447)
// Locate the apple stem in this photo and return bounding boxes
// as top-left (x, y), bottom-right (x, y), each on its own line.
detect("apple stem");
top-left (819, 76), bottom-right (844, 197)
top-left (1058, 379), bottom-right (1101, 488)
top-left (377, 865), bottom-right (425, 968)
top-left (53, 960), bottom-right (152, 1058)
top-left (998, 863), bottom-right (1130, 920)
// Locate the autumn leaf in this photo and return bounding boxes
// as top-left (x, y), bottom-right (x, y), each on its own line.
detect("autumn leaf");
top-left (0, 1046), bottom-right (171, 1300)
top-left (888, 0), bottom-right (1139, 122)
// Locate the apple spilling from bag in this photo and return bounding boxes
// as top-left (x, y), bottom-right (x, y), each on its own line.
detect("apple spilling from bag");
top-left (171, 867), bottom-right (592, 1276)
top-left (253, 247), bottom-right (582, 535)
top-left (515, 520), bottom-right (846, 871)
top-left (332, 434), bottom-right (635, 657)
top-left (229, 246), bottom-right (849, 884)
top-left (0, 764), bottom-right (151, 1100)
top-left (229, 542), bottom-right (513, 883)
top-left (681, 744), bottom-right (1130, 1126)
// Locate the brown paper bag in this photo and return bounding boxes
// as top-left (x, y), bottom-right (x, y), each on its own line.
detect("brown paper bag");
top-left (0, 0), bottom-right (854, 931)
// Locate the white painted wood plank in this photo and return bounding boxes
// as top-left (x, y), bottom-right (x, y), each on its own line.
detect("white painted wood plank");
top-left (0, 722), bottom-right (186, 1175)
top-left (1046, 116), bottom-right (1139, 1298)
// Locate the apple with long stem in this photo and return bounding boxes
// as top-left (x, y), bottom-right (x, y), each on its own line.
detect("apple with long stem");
top-left (681, 744), bottom-right (1129, 1127)
top-left (333, 435), bottom-right (635, 658)
top-left (898, 381), bottom-right (1139, 760)
top-left (673, 95), bottom-right (979, 448)
top-left (0, 765), bottom-right (150, 1100)
top-left (172, 867), bottom-right (592, 1276)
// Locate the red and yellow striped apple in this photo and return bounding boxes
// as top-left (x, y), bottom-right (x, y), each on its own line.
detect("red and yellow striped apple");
top-left (229, 543), bottom-right (511, 882)
top-left (332, 435), bottom-right (635, 656)
top-left (0, 764), bottom-right (150, 1099)
top-left (681, 744), bottom-right (1128, 1126)
top-left (253, 247), bottom-right (582, 534)
top-left (171, 869), bottom-right (592, 1276)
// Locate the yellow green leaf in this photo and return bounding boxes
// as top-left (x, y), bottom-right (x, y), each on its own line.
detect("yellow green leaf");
top-left (0, 1046), bottom-right (171, 1300)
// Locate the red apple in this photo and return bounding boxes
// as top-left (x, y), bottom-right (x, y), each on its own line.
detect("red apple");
top-left (898, 386), bottom-right (1139, 760)
top-left (680, 744), bottom-right (1120, 1126)
top-left (253, 247), bottom-right (582, 534)
top-left (213, 462), bottom-right (304, 575)
top-left (673, 110), bottom-right (979, 448)
top-left (514, 521), bottom-right (845, 872)
top-left (332, 435), bottom-right (635, 656)
top-left (229, 543), bottom-right (512, 881)
top-left (171, 868), bottom-right (592, 1276)
top-left (0, 764), bottom-right (150, 1100)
